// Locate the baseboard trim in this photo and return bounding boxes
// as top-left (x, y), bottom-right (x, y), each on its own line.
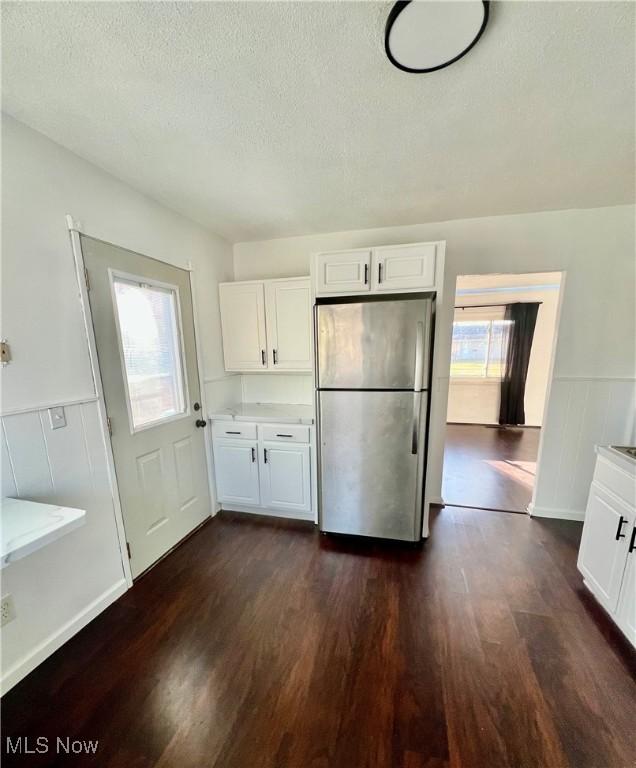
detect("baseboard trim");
top-left (527, 503), bottom-right (585, 521)
top-left (220, 504), bottom-right (314, 523)
top-left (0, 578), bottom-right (128, 696)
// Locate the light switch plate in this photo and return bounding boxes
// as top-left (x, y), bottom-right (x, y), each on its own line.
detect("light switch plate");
top-left (48, 406), bottom-right (66, 430)
top-left (1, 595), bottom-right (16, 627)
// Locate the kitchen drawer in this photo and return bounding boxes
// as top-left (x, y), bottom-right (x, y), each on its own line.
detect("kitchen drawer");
top-left (593, 454), bottom-right (635, 507)
top-left (212, 421), bottom-right (257, 440)
top-left (260, 424), bottom-right (310, 443)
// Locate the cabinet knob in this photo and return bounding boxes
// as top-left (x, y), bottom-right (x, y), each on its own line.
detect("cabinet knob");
top-left (195, 419), bottom-right (207, 428)
top-left (616, 516), bottom-right (628, 540)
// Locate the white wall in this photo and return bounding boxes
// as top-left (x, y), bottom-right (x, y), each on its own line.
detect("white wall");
top-left (0, 115), bottom-right (234, 691)
top-left (241, 375), bottom-right (313, 406)
top-left (234, 205), bottom-right (636, 521)
top-left (447, 283), bottom-right (561, 427)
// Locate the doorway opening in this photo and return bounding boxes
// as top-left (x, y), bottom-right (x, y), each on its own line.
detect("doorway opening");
top-left (441, 271), bottom-right (563, 514)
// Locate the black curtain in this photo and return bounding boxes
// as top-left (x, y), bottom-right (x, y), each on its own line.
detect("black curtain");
top-left (498, 302), bottom-right (540, 426)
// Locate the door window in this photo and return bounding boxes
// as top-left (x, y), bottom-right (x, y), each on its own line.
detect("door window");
top-left (112, 275), bottom-right (187, 430)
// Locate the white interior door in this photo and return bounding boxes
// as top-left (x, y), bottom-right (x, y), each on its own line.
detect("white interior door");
top-left (82, 236), bottom-right (211, 578)
top-left (219, 282), bottom-right (267, 371)
top-left (260, 442), bottom-right (311, 513)
top-left (265, 278), bottom-right (312, 370)
top-left (213, 439), bottom-right (260, 506)
top-left (578, 483), bottom-right (632, 612)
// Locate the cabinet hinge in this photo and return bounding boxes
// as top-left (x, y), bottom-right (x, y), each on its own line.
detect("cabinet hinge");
top-left (126, 542), bottom-right (131, 559)
top-left (106, 416), bottom-right (112, 436)
top-left (84, 267), bottom-right (91, 292)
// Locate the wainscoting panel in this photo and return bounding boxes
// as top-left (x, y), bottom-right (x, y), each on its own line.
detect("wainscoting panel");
top-left (531, 377), bottom-right (636, 520)
top-left (2, 410), bottom-right (54, 499)
top-left (1, 400), bottom-right (126, 693)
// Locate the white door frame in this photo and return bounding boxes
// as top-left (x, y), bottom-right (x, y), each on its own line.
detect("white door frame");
top-left (438, 268), bottom-right (567, 518)
top-left (65, 215), bottom-right (215, 588)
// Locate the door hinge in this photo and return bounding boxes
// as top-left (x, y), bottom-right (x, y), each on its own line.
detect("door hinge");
top-left (126, 542), bottom-right (131, 559)
top-left (106, 416), bottom-right (113, 436)
top-left (84, 267), bottom-right (91, 292)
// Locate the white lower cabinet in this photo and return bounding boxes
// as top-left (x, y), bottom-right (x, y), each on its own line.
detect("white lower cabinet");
top-left (615, 554), bottom-right (636, 646)
top-left (212, 421), bottom-right (314, 520)
top-left (578, 483), bottom-right (632, 612)
top-left (260, 442), bottom-right (311, 513)
top-left (577, 449), bottom-right (635, 647)
top-left (213, 439), bottom-right (260, 506)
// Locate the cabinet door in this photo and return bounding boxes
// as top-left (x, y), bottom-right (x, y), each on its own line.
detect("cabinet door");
top-left (219, 282), bottom-right (267, 371)
top-left (373, 243), bottom-right (436, 292)
top-left (577, 482), bottom-right (632, 613)
top-left (260, 442), bottom-right (311, 513)
top-left (315, 250), bottom-right (371, 295)
top-left (615, 547), bottom-right (636, 647)
top-left (265, 279), bottom-right (312, 370)
top-left (213, 439), bottom-right (260, 506)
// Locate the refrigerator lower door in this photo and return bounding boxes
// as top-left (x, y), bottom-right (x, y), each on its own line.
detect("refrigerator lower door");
top-left (319, 390), bottom-right (427, 541)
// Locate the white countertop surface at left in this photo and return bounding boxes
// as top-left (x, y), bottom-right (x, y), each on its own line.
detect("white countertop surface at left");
top-left (209, 403), bottom-right (315, 425)
top-left (1, 498), bottom-right (86, 568)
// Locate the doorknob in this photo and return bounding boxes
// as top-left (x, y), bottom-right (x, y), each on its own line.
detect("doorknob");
top-left (195, 419), bottom-right (207, 428)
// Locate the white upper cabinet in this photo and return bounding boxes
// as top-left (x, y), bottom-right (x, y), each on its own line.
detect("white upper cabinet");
top-left (219, 277), bottom-right (312, 373)
top-left (314, 250), bottom-right (371, 295)
top-left (219, 282), bottom-right (267, 371)
top-left (314, 242), bottom-right (442, 297)
top-left (373, 243), bottom-right (437, 292)
top-left (265, 278), bottom-right (312, 370)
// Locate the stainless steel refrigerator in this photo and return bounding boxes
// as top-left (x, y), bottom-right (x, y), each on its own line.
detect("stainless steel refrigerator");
top-left (315, 295), bottom-right (433, 541)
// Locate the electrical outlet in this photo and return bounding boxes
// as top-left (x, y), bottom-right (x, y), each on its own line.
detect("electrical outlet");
top-left (1, 595), bottom-right (16, 627)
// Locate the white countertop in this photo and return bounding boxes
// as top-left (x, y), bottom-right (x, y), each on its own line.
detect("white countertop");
top-left (598, 445), bottom-right (636, 475)
top-left (1, 498), bottom-right (86, 568)
top-left (209, 402), bottom-right (315, 425)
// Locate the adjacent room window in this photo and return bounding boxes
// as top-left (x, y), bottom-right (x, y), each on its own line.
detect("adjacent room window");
top-left (450, 307), bottom-right (511, 378)
top-left (112, 276), bottom-right (187, 430)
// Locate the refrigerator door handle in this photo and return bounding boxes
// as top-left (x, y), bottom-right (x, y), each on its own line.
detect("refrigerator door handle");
top-left (414, 320), bottom-right (425, 391)
top-left (411, 391), bottom-right (421, 454)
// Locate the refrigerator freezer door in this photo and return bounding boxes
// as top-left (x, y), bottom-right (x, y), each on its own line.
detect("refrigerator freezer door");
top-left (317, 298), bottom-right (432, 390)
top-left (319, 390), bottom-right (427, 541)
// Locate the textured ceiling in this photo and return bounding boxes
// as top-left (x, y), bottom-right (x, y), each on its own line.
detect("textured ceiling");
top-left (2, 1), bottom-right (634, 243)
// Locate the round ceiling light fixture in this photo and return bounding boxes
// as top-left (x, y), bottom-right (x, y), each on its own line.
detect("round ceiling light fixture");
top-left (385, 0), bottom-right (489, 74)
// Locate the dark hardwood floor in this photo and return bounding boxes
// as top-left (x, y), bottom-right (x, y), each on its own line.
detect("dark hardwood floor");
top-left (2, 508), bottom-right (635, 768)
top-left (443, 423), bottom-right (541, 513)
